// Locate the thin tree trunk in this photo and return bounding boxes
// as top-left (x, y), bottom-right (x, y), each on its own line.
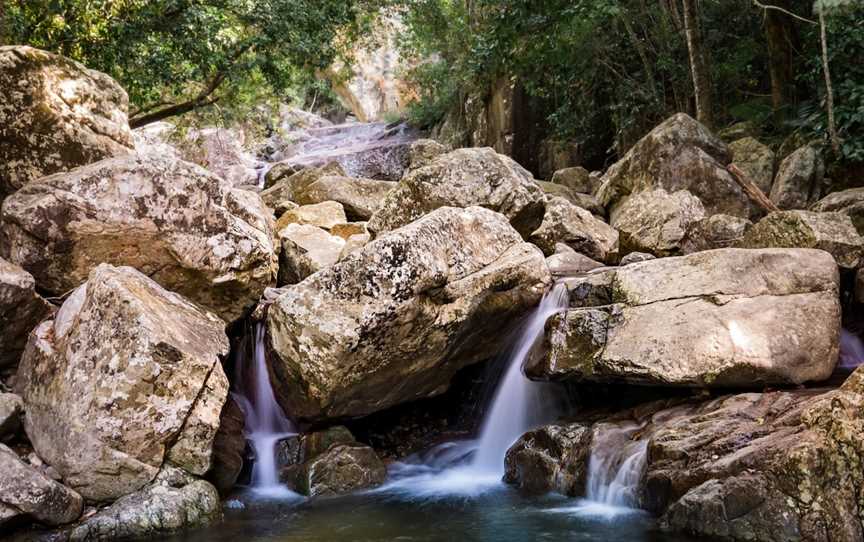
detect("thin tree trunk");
top-left (682, 0), bottom-right (713, 127)
top-left (764, 0), bottom-right (795, 118)
top-left (818, 8), bottom-right (841, 155)
top-left (0, 0), bottom-right (7, 46)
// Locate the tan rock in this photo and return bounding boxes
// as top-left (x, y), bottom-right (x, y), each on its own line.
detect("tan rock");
top-left (0, 258), bottom-right (54, 373)
top-left (275, 201), bottom-right (348, 231)
top-left (278, 224), bottom-right (346, 285)
top-left (529, 197), bottom-right (618, 262)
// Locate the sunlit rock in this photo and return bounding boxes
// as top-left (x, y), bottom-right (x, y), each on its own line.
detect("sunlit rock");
top-left (612, 188), bottom-right (705, 257)
top-left (294, 175), bottom-right (395, 221)
top-left (529, 197), bottom-right (618, 262)
top-left (275, 201), bottom-right (348, 231)
top-left (277, 224), bottom-right (346, 285)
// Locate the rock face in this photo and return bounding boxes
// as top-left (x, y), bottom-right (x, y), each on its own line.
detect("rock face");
top-left (529, 248), bottom-right (840, 387)
top-left (262, 161), bottom-right (345, 203)
top-left (611, 189), bottom-right (705, 257)
top-left (267, 206), bottom-right (550, 421)
top-left (1, 153), bottom-right (278, 323)
top-left (0, 393), bottom-right (23, 442)
top-left (294, 175), bottom-right (395, 221)
top-left (68, 468), bottom-right (221, 541)
top-left (206, 397), bottom-right (245, 495)
top-left (680, 214), bottom-right (752, 254)
top-left (506, 370), bottom-right (864, 542)
top-left (770, 145), bottom-right (824, 210)
top-left (278, 224), bottom-right (345, 285)
top-left (0, 443), bottom-right (84, 527)
top-left (15, 265), bottom-right (230, 502)
top-left (728, 137), bottom-right (774, 195)
top-left (596, 113), bottom-right (754, 219)
top-left (0, 46), bottom-right (133, 202)
top-left (368, 147), bottom-right (547, 238)
top-left (181, 127), bottom-right (259, 187)
top-left (0, 258), bottom-right (54, 373)
top-left (739, 210), bottom-right (864, 269)
top-left (812, 187), bottom-right (864, 235)
top-left (529, 197), bottom-right (618, 262)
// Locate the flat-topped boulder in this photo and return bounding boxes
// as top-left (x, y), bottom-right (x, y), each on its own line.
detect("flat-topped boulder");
top-left (368, 147), bottom-right (547, 238)
top-left (812, 187), bottom-right (864, 235)
top-left (15, 265), bottom-right (230, 502)
top-left (0, 46), bottom-right (133, 203)
top-left (529, 248), bottom-right (840, 387)
top-left (0, 258), bottom-right (54, 374)
top-left (275, 201), bottom-right (347, 231)
top-left (294, 175), bottom-right (395, 221)
top-left (1, 153), bottom-right (278, 323)
top-left (267, 206), bottom-right (550, 421)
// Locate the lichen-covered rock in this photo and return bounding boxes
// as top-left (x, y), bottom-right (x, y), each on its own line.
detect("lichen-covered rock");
top-left (770, 145), bottom-right (824, 210)
top-left (535, 182), bottom-right (605, 216)
top-left (267, 206), bottom-right (550, 421)
top-left (503, 423), bottom-right (591, 496)
top-left (275, 201), bottom-right (347, 231)
top-left (407, 139), bottom-right (447, 172)
top-left (728, 137), bottom-right (774, 195)
top-left (368, 147), bottom-right (547, 238)
top-left (68, 468), bottom-right (220, 541)
top-left (263, 161), bottom-right (346, 201)
top-left (15, 265), bottom-right (230, 502)
top-left (529, 248), bottom-right (840, 387)
top-left (294, 175), bottom-right (395, 221)
top-left (277, 224), bottom-right (345, 285)
top-left (739, 210), bottom-right (864, 269)
top-left (529, 197), bottom-right (619, 262)
top-left (180, 127), bottom-right (260, 187)
top-left (680, 214), bottom-right (752, 254)
top-left (0, 393), bottom-right (23, 442)
top-left (0, 46), bottom-right (133, 203)
top-left (551, 166), bottom-right (598, 195)
top-left (0, 153), bottom-right (278, 323)
top-left (0, 258), bottom-right (54, 373)
top-left (812, 187), bottom-right (864, 235)
top-left (0, 443), bottom-right (83, 527)
top-left (612, 189), bottom-right (705, 257)
top-left (596, 113), bottom-right (754, 219)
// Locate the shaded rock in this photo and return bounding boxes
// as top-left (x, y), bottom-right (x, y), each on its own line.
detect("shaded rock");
top-left (68, 468), bottom-right (220, 541)
top-left (368, 147), bottom-right (547, 238)
top-left (535, 182), bottom-right (605, 216)
top-left (529, 197), bottom-right (619, 263)
top-left (503, 423), bottom-right (592, 496)
top-left (0, 153), bottom-right (278, 323)
top-left (559, 270), bottom-right (616, 307)
top-left (551, 166), bottom-right (598, 195)
top-left (0, 443), bottom-right (83, 527)
top-left (770, 145), bottom-right (824, 210)
top-left (619, 252), bottom-right (655, 266)
top-left (546, 246), bottom-right (604, 279)
top-left (728, 136), bottom-right (774, 195)
top-left (15, 265), bottom-right (230, 502)
top-left (811, 187), bottom-right (864, 235)
top-left (206, 397), bottom-right (245, 495)
top-left (717, 120), bottom-right (760, 141)
top-left (597, 113), bottom-right (753, 219)
top-left (530, 248), bottom-right (840, 387)
top-left (275, 201), bottom-right (347, 231)
top-left (294, 175), bottom-right (395, 221)
top-left (680, 214), bottom-right (752, 255)
top-left (0, 258), bottom-right (55, 373)
top-left (267, 206), bottom-right (550, 421)
top-left (407, 139), bottom-right (447, 172)
top-left (0, 46), bottom-right (133, 202)
top-left (277, 224), bottom-right (345, 285)
top-left (612, 189), bottom-right (705, 257)
top-left (263, 161), bottom-right (345, 199)
top-left (0, 393), bottom-right (23, 442)
top-left (739, 210), bottom-right (864, 269)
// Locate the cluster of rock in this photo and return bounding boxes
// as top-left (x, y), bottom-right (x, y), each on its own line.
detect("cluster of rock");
top-left (3, 44), bottom-right (864, 542)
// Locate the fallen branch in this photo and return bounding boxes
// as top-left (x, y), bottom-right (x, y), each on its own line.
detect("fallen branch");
top-left (727, 163), bottom-right (781, 214)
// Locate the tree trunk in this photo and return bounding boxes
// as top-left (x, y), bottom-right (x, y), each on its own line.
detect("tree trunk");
top-left (682, 0), bottom-right (713, 127)
top-left (764, 0), bottom-right (796, 118)
top-left (818, 8), bottom-right (841, 155)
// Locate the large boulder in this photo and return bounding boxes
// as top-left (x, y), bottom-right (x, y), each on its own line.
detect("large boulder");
top-left (294, 175), bottom-right (395, 221)
top-left (551, 166), bottom-right (599, 195)
top-left (611, 189), bottom-right (705, 257)
top-left (739, 210), bottom-right (864, 269)
top-left (267, 206), bottom-right (551, 421)
top-left (529, 197), bottom-right (618, 262)
top-left (262, 162), bottom-right (345, 204)
top-left (15, 265), bottom-right (230, 502)
top-left (277, 224), bottom-right (346, 285)
top-left (812, 187), bottom-right (864, 235)
top-left (535, 182), bottom-right (605, 216)
top-left (596, 113), bottom-right (754, 220)
top-left (503, 423), bottom-right (591, 496)
top-left (528, 248), bottom-right (840, 387)
top-left (368, 147), bottom-right (547, 238)
top-left (770, 145), bottom-right (825, 210)
top-left (728, 137), bottom-right (774, 195)
top-left (0, 258), bottom-right (54, 374)
top-left (1, 153), bottom-right (278, 323)
top-left (0, 46), bottom-right (133, 203)
top-left (0, 443), bottom-right (83, 527)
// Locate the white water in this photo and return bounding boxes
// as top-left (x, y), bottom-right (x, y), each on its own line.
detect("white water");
top-left (233, 324), bottom-right (298, 498)
top-left (585, 423), bottom-right (648, 507)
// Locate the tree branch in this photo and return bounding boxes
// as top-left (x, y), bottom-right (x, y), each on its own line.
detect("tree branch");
top-left (752, 1), bottom-right (817, 25)
top-left (727, 164), bottom-right (781, 213)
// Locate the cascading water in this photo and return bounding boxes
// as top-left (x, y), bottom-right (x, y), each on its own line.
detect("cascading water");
top-left (233, 323), bottom-right (298, 497)
top-left (584, 423), bottom-right (648, 508)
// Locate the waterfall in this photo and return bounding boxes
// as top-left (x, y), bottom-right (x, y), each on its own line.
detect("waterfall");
top-left (584, 422), bottom-right (648, 508)
top-left (233, 323), bottom-right (298, 496)
top-left (471, 282), bottom-right (570, 473)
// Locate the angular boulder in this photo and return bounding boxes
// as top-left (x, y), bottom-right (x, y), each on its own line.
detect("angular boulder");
top-left (812, 187), bottom-right (864, 235)
top-left (529, 197), bottom-right (619, 262)
top-left (277, 224), bottom-right (346, 285)
top-left (611, 188), bottom-right (705, 257)
top-left (596, 113), bottom-right (754, 219)
top-left (529, 248), bottom-right (840, 387)
top-left (294, 175), bottom-right (395, 221)
top-left (536, 182), bottom-right (605, 216)
top-left (739, 210), bottom-right (864, 269)
top-left (267, 206), bottom-right (551, 421)
top-left (551, 166), bottom-right (598, 195)
top-left (728, 137), bottom-right (774, 195)
top-left (407, 139), bottom-right (447, 171)
top-left (1, 153), bottom-right (278, 323)
top-left (770, 145), bottom-right (824, 210)
top-left (503, 423), bottom-right (591, 496)
top-left (0, 443), bottom-right (83, 527)
top-left (0, 46), bottom-right (133, 202)
top-left (0, 393), bottom-right (23, 442)
top-left (275, 201), bottom-right (348, 231)
top-left (15, 265), bottom-right (230, 502)
top-left (680, 214), bottom-right (752, 254)
top-left (0, 258), bottom-right (54, 373)
top-left (368, 148), bottom-right (547, 238)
